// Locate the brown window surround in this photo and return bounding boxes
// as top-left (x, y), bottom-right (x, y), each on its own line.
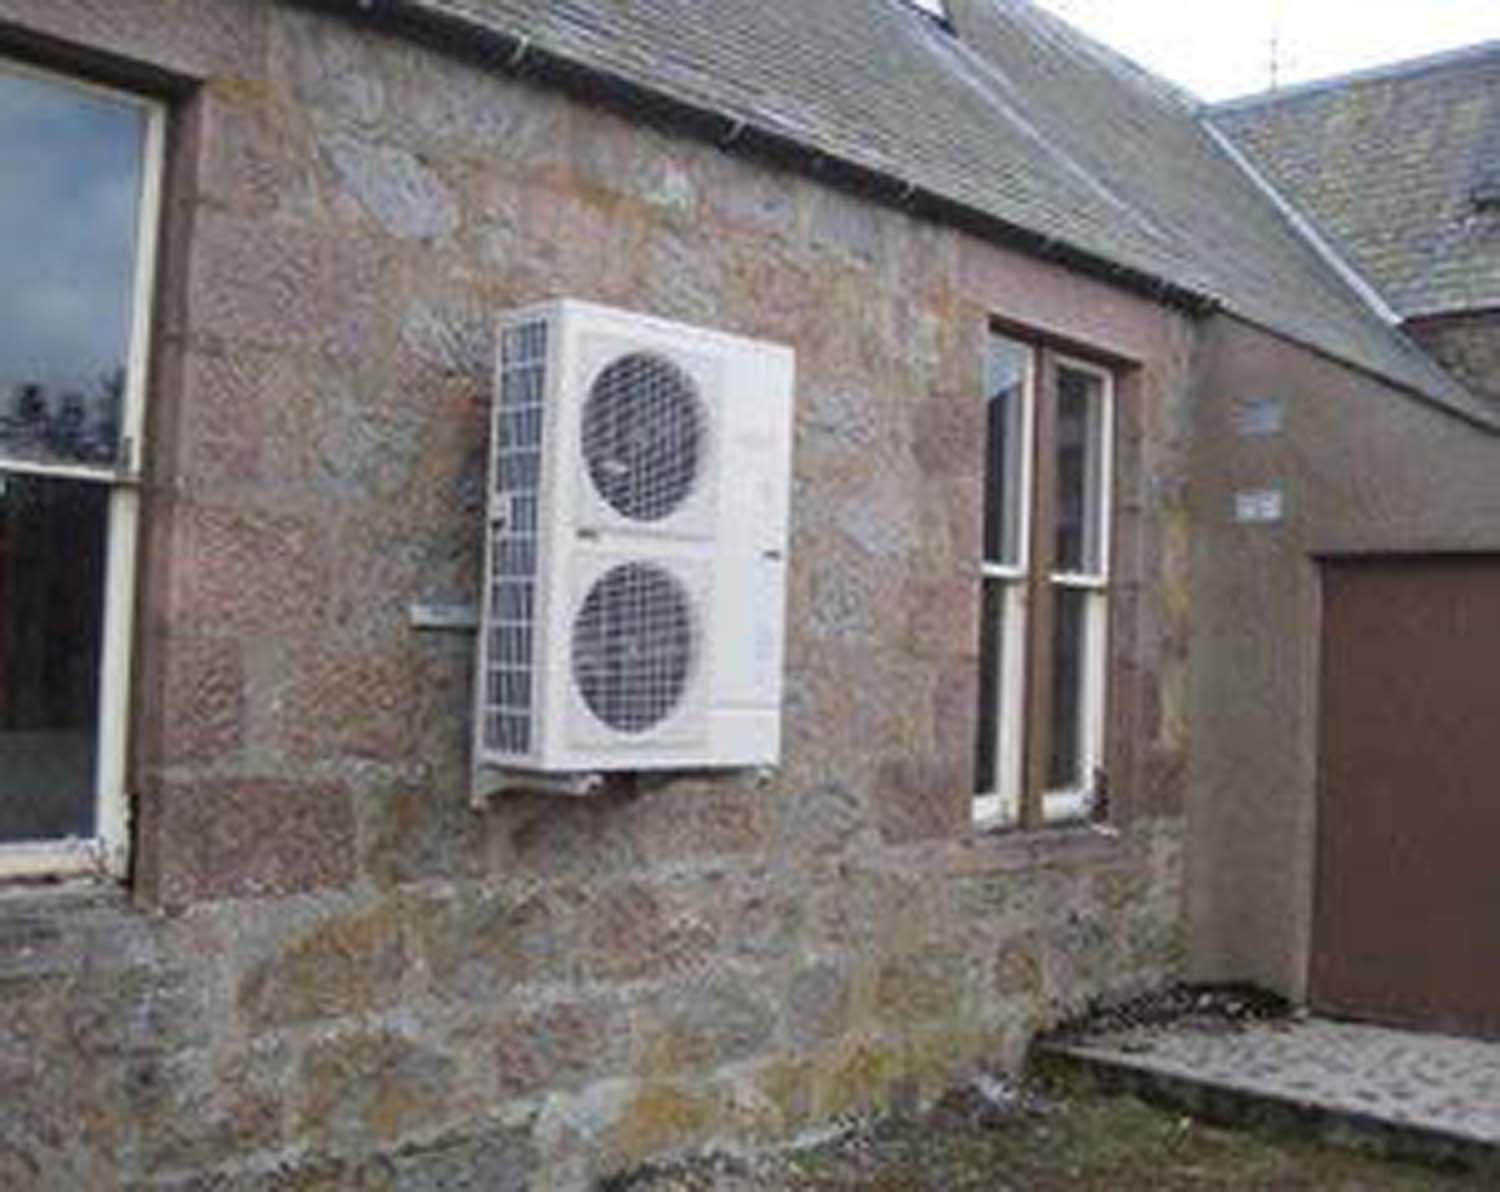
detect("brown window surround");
top-left (973, 326), bottom-right (1134, 836)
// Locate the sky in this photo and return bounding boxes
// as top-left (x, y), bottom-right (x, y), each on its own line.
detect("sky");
top-left (0, 67), bottom-right (143, 409)
top-left (1031, 0), bottom-right (1500, 101)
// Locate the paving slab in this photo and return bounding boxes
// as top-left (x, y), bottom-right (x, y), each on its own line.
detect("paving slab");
top-left (1043, 1016), bottom-right (1500, 1166)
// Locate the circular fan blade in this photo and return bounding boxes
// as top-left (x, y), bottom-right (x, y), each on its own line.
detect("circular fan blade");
top-left (573, 562), bottom-right (695, 733)
top-left (581, 352), bottom-right (703, 523)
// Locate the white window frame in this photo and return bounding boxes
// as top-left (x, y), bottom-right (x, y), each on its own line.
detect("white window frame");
top-left (973, 341), bottom-right (1036, 829)
top-left (973, 341), bottom-right (1114, 831)
top-left (0, 59), bottom-right (165, 881)
top-left (1043, 354), bottom-right (1113, 825)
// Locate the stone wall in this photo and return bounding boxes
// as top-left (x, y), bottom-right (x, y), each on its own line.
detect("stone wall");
top-left (1407, 310), bottom-right (1500, 407)
top-left (0, 3), bottom-right (1194, 1187)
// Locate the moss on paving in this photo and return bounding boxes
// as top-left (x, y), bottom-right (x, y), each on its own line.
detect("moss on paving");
top-left (617, 1078), bottom-right (1487, 1190)
top-left (783, 1091), bottom-right (1479, 1190)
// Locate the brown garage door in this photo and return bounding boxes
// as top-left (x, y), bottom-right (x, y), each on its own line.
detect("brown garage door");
top-left (1313, 556), bottom-right (1500, 1038)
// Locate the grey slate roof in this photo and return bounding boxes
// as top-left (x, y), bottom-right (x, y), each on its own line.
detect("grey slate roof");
top-left (376, 0), bottom-right (1493, 424)
top-left (1212, 42), bottom-right (1500, 320)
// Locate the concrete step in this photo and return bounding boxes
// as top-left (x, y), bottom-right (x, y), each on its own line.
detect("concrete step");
top-left (1037, 1017), bottom-right (1500, 1176)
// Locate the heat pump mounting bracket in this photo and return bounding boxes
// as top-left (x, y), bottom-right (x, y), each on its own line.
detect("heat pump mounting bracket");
top-left (471, 766), bottom-right (606, 806)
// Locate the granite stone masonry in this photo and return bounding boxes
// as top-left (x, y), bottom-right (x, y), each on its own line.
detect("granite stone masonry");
top-left (0, 4), bottom-right (1195, 1188)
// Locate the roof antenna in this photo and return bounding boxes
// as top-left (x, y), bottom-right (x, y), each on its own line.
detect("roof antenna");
top-left (1269, 27), bottom-right (1281, 92)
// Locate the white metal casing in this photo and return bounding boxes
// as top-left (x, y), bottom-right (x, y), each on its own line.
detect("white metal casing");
top-left (473, 299), bottom-right (794, 784)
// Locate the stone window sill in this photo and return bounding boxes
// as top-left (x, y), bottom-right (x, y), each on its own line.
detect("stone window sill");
top-left (0, 873), bottom-right (129, 907)
top-left (969, 821), bottom-right (1124, 868)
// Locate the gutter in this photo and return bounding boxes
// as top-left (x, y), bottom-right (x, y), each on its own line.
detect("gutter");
top-left (1404, 302), bottom-right (1500, 324)
top-left (288, 0), bottom-right (1221, 317)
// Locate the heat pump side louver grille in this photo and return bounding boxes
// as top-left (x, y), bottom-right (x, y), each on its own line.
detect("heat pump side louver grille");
top-left (581, 352), bottom-right (703, 523)
top-left (482, 320), bottom-right (547, 756)
top-left (572, 561), bottom-right (695, 733)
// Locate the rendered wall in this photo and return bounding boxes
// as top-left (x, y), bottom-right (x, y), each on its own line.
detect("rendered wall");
top-left (1186, 315), bottom-right (1500, 998)
top-left (0, 3), bottom-right (1193, 1187)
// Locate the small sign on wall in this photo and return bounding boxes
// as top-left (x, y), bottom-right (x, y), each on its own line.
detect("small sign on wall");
top-left (1234, 396), bottom-right (1284, 437)
top-left (1234, 487), bottom-right (1285, 524)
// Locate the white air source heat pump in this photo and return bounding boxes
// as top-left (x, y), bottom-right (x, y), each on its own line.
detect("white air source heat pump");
top-left (472, 300), bottom-right (794, 798)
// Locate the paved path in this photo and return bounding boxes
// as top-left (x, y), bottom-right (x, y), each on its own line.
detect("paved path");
top-left (1048, 1016), bottom-right (1500, 1150)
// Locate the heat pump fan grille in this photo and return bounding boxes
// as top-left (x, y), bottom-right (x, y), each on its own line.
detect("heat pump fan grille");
top-left (573, 562), bottom-right (695, 733)
top-left (582, 352), bottom-right (702, 522)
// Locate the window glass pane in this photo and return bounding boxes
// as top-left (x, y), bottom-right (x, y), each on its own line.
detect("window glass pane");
top-left (973, 578), bottom-right (1005, 794)
top-left (982, 335), bottom-right (1029, 567)
top-left (0, 474), bottom-right (108, 840)
top-left (0, 66), bottom-right (147, 470)
top-left (1054, 365), bottom-right (1106, 575)
top-left (1047, 586), bottom-right (1086, 792)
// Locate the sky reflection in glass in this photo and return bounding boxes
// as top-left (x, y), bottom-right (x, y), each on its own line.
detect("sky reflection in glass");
top-left (0, 66), bottom-right (145, 468)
